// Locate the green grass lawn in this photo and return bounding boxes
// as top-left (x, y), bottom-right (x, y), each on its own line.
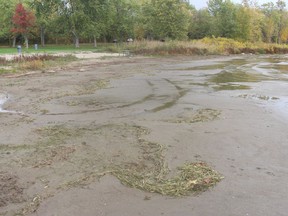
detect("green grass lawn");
top-left (0, 43), bottom-right (114, 55)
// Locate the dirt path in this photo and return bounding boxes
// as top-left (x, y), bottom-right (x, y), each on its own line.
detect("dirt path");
top-left (0, 55), bottom-right (287, 216)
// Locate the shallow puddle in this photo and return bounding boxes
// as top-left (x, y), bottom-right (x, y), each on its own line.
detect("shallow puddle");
top-left (259, 63), bottom-right (288, 73)
top-left (0, 93), bottom-right (8, 113)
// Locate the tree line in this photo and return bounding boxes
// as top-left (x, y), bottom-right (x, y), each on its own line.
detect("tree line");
top-left (0, 0), bottom-right (287, 48)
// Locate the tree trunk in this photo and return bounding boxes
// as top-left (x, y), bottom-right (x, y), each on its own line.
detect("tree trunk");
top-left (12, 37), bottom-right (16, 48)
top-left (24, 36), bottom-right (29, 49)
top-left (75, 37), bottom-right (79, 48)
top-left (72, 30), bottom-right (80, 48)
top-left (40, 26), bottom-right (45, 47)
top-left (93, 36), bottom-right (97, 48)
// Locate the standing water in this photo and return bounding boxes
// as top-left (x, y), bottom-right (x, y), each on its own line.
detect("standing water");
top-left (0, 93), bottom-right (17, 113)
top-left (0, 93), bottom-right (8, 112)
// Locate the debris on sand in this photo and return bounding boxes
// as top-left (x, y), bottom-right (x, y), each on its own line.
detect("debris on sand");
top-left (0, 172), bottom-right (26, 207)
top-left (167, 108), bottom-right (221, 124)
top-left (113, 161), bottom-right (223, 197)
top-left (112, 129), bottom-right (223, 197)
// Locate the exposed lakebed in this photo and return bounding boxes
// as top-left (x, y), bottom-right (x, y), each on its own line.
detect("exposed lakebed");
top-left (0, 55), bottom-right (288, 216)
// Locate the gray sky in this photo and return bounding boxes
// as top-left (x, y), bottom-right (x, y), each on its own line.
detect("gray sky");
top-left (190, 0), bottom-right (288, 9)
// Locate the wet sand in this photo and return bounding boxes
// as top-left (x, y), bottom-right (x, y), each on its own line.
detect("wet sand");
top-left (0, 55), bottom-right (288, 216)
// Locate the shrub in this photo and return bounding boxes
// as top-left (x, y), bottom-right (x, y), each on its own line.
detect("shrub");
top-left (19, 60), bottom-right (44, 70)
top-left (0, 57), bottom-right (7, 65)
top-left (12, 54), bottom-right (58, 63)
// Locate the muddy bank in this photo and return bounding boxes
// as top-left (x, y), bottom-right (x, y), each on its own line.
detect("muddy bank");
top-left (0, 55), bottom-right (288, 216)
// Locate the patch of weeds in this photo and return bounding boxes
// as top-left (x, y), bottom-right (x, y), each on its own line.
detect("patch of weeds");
top-left (258, 95), bottom-right (279, 100)
top-left (167, 109), bottom-right (221, 124)
top-left (1, 54), bottom-right (78, 75)
top-left (19, 125), bottom-right (86, 167)
top-left (19, 60), bottom-right (44, 70)
top-left (271, 97), bottom-right (279, 100)
top-left (56, 54), bottom-right (78, 62)
top-left (238, 94), bottom-right (280, 101)
top-left (190, 82), bottom-right (210, 87)
top-left (112, 136), bottom-right (222, 196)
top-left (66, 101), bottom-right (81, 106)
top-left (210, 70), bottom-right (261, 83)
top-left (28, 145), bottom-right (76, 168)
top-left (111, 125), bottom-right (223, 197)
top-left (77, 80), bottom-right (109, 95)
top-left (18, 195), bottom-right (42, 216)
top-left (17, 123), bottom-right (222, 203)
top-left (192, 109), bottom-right (221, 123)
top-left (58, 171), bottom-right (109, 191)
top-left (213, 84), bottom-right (251, 91)
top-left (258, 95), bottom-right (270, 100)
top-left (54, 124), bottom-right (223, 197)
top-left (40, 109), bottom-right (49, 115)
top-left (0, 57), bottom-right (7, 65)
top-left (34, 125), bottom-right (86, 146)
top-left (36, 80), bottom-right (110, 105)
top-left (238, 94), bottom-right (248, 98)
top-left (0, 68), bottom-right (16, 74)
top-left (182, 64), bottom-right (226, 71)
top-left (0, 171), bottom-right (26, 207)
top-left (0, 144), bottom-right (34, 152)
top-left (12, 54), bottom-right (58, 63)
top-left (18, 116), bottom-right (35, 124)
top-left (45, 54), bottom-right (78, 67)
top-left (114, 162), bottom-right (222, 196)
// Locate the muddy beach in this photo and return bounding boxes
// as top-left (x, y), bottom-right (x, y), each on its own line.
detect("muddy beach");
top-left (0, 54), bottom-right (288, 216)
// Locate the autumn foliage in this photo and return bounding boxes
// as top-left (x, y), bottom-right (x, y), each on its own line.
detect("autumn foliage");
top-left (11, 3), bottom-right (35, 35)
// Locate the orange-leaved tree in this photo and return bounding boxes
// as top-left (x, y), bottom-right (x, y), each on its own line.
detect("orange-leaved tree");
top-left (11, 3), bottom-right (35, 49)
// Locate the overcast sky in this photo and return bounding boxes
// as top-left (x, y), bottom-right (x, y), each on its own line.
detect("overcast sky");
top-left (190, 0), bottom-right (288, 9)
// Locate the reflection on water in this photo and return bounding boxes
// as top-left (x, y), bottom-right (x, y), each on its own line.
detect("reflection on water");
top-left (181, 59), bottom-right (248, 71)
top-left (258, 63), bottom-right (288, 74)
top-left (200, 55), bottom-right (288, 119)
top-left (0, 93), bottom-right (19, 114)
top-left (163, 56), bottom-right (288, 119)
top-left (0, 93), bottom-right (8, 112)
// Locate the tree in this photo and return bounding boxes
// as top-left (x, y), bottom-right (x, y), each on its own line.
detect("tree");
top-left (234, 6), bottom-right (250, 41)
top-left (261, 2), bottom-right (278, 43)
top-left (0, 0), bottom-right (17, 45)
top-left (108, 0), bottom-right (138, 42)
top-left (208, 0), bottom-right (237, 38)
top-left (58, 0), bottom-right (89, 48)
top-left (188, 9), bottom-right (213, 39)
top-left (276, 0), bottom-right (286, 43)
top-left (81, 0), bottom-right (113, 47)
top-left (146, 0), bottom-right (191, 40)
top-left (249, 8), bottom-right (264, 42)
top-left (30, 0), bottom-right (61, 47)
top-left (11, 3), bottom-right (36, 48)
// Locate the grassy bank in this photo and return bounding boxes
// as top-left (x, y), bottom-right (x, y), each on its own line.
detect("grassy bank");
top-left (121, 38), bottom-right (288, 56)
top-left (2, 38), bottom-right (288, 57)
top-left (0, 54), bottom-right (77, 75)
top-left (0, 44), bottom-right (107, 55)
top-left (1, 38), bottom-right (288, 75)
